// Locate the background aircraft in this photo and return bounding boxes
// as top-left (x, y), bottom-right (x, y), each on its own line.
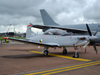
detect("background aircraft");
top-left (3, 24), bottom-right (98, 58)
top-left (31, 9), bottom-right (100, 43)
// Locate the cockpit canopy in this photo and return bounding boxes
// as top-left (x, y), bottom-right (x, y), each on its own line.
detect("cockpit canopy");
top-left (43, 29), bottom-right (68, 35)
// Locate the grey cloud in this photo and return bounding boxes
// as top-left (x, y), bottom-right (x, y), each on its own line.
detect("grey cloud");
top-left (0, 0), bottom-right (46, 25)
top-left (83, 0), bottom-right (100, 22)
top-left (0, 0), bottom-right (100, 32)
top-left (0, 0), bottom-right (46, 15)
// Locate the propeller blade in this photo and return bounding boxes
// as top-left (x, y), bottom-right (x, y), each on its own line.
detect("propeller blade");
top-left (92, 42), bottom-right (98, 53)
top-left (83, 41), bottom-right (90, 48)
top-left (86, 24), bottom-right (92, 36)
top-left (93, 31), bottom-right (98, 36)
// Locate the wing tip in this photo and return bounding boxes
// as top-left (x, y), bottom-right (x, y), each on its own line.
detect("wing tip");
top-left (27, 25), bottom-right (31, 27)
top-left (2, 37), bottom-right (8, 39)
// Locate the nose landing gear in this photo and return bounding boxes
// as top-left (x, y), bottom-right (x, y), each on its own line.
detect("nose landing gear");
top-left (73, 47), bottom-right (79, 58)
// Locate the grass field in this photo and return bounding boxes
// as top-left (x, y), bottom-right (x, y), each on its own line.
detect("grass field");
top-left (0, 36), bottom-right (25, 40)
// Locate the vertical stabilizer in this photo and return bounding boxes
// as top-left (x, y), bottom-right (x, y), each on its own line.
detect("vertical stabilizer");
top-left (26, 24), bottom-right (36, 39)
top-left (40, 9), bottom-right (59, 25)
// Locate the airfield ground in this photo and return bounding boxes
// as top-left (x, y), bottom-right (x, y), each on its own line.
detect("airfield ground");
top-left (0, 41), bottom-right (100, 75)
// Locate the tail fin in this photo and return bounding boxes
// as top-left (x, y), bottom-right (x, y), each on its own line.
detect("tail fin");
top-left (26, 24), bottom-right (36, 39)
top-left (40, 9), bottom-right (59, 25)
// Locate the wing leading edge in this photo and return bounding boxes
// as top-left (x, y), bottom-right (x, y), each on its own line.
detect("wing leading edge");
top-left (3, 37), bottom-right (59, 47)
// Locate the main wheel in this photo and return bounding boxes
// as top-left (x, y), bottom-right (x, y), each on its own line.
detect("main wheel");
top-left (44, 50), bottom-right (49, 56)
top-left (63, 49), bottom-right (67, 54)
top-left (73, 53), bottom-right (79, 58)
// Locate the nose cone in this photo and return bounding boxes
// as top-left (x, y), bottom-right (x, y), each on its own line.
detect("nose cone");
top-left (89, 36), bottom-right (98, 41)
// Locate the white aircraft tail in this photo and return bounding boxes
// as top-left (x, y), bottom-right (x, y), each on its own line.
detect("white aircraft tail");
top-left (26, 24), bottom-right (36, 39)
top-left (40, 9), bottom-right (59, 25)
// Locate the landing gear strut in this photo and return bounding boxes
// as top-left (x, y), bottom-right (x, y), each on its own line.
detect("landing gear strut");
top-left (73, 47), bottom-right (79, 58)
top-left (63, 47), bottom-right (67, 54)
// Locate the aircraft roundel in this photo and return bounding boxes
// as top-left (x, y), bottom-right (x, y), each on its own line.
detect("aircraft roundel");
top-left (39, 39), bottom-right (42, 43)
top-left (55, 36), bottom-right (57, 38)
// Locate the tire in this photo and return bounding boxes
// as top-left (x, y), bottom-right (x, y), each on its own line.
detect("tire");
top-left (44, 50), bottom-right (48, 56)
top-left (73, 53), bottom-right (79, 58)
top-left (63, 49), bottom-right (67, 54)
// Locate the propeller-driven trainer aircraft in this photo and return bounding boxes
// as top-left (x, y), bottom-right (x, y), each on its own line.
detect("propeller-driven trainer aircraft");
top-left (3, 24), bottom-right (98, 58)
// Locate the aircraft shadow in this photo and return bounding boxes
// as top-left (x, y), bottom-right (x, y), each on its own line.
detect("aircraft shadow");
top-left (50, 51), bottom-right (84, 55)
top-left (9, 49), bottom-right (40, 51)
top-left (2, 54), bottom-right (54, 58)
top-left (2, 50), bottom-right (85, 59)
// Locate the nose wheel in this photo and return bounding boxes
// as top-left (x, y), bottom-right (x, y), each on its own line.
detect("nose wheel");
top-left (73, 53), bottom-right (79, 58)
top-left (73, 47), bottom-right (79, 58)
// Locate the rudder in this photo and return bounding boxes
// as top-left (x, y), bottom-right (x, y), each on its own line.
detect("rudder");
top-left (26, 24), bottom-right (36, 39)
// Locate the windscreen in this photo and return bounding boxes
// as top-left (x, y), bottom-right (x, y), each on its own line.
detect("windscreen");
top-left (43, 29), bottom-right (68, 35)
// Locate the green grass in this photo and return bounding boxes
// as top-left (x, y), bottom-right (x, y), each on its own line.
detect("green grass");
top-left (0, 36), bottom-right (25, 40)
top-left (9, 37), bottom-right (25, 39)
top-left (0, 36), bottom-right (5, 40)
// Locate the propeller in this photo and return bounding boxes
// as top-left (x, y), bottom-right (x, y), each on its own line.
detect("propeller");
top-left (86, 24), bottom-right (92, 36)
top-left (93, 30), bottom-right (98, 36)
top-left (92, 42), bottom-right (98, 53)
top-left (85, 24), bottom-right (98, 53)
top-left (83, 41), bottom-right (90, 48)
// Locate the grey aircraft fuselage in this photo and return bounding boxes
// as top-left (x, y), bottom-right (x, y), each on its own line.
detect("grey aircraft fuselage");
top-left (28, 28), bottom-right (97, 48)
top-left (59, 24), bottom-right (100, 32)
top-left (29, 34), bottom-right (88, 47)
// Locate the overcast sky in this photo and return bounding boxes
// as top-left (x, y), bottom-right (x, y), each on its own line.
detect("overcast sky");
top-left (0, 0), bottom-right (100, 33)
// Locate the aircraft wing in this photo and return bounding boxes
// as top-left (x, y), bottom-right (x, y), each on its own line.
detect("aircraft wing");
top-left (31, 23), bottom-right (87, 33)
top-left (3, 37), bottom-right (59, 47)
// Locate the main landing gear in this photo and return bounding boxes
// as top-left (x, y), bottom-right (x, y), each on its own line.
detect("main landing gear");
top-left (42, 46), bottom-right (79, 58)
top-left (42, 47), bottom-right (49, 56)
top-left (63, 47), bottom-right (67, 54)
top-left (73, 47), bottom-right (79, 58)
top-left (44, 50), bottom-right (49, 56)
